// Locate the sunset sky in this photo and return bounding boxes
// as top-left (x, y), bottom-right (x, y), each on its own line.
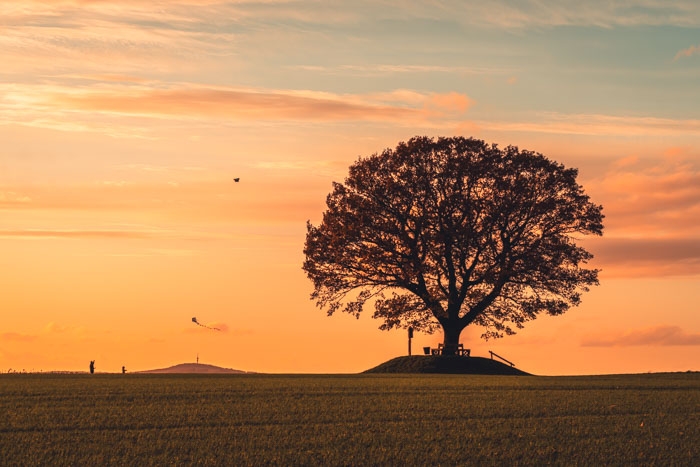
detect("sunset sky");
top-left (2, 0), bottom-right (699, 375)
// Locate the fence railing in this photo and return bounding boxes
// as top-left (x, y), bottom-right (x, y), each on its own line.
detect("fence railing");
top-left (489, 350), bottom-right (515, 367)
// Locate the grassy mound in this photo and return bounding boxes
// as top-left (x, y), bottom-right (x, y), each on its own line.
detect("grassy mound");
top-left (138, 363), bottom-right (247, 374)
top-left (364, 356), bottom-right (531, 375)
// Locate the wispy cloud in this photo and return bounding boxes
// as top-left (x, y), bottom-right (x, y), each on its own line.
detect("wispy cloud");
top-left (0, 177), bottom-right (328, 228)
top-left (582, 325), bottom-right (700, 346)
top-left (0, 2), bottom-right (249, 81)
top-left (47, 86), bottom-right (424, 122)
top-left (588, 237), bottom-right (700, 277)
top-left (1, 322), bottom-right (88, 344)
top-left (1, 82), bottom-right (473, 132)
top-left (251, 159), bottom-right (349, 178)
top-left (0, 332), bottom-right (37, 342)
top-left (292, 64), bottom-right (514, 76)
top-left (577, 150), bottom-right (700, 277)
top-left (407, 0), bottom-right (700, 28)
top-left (43, 322), bottom-right (85, 335)
top-left (0, 229), bottom-right (156, 239)
top-left (5, 1), bottom-right (696, 83)
top-left (674, 44), bottom-right (700, 61)
top-left (117, 163), bottom-right (206, 172)
top-left (8, 0), bottom-right (700, 29)
top-left (0, 191), bottom-right (32, 204)
top-left (2, 0), bottom-right (699, 87)
top-left (0, 227), bottom-right (224, 246)
top-left (16, 82), bottom-right (700, 139)
top-left (586, 151), bottom-right (700, 237)
top-left (480, 112), bottom-right (700, 137)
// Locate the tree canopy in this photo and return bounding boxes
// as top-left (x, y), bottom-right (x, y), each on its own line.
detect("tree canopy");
top-left (303, 136), bottom-right (604, 352)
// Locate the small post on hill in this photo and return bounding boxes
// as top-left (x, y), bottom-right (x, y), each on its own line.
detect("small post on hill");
top-left (408, 327), bottom-right (414, 356)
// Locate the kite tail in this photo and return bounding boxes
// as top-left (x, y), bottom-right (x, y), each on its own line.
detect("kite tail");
top-left (192, 318), bottom-right (221, 331)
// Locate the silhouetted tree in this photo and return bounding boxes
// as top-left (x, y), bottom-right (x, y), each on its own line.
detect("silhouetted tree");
top-left (303, 136), bottom-right (604, 355)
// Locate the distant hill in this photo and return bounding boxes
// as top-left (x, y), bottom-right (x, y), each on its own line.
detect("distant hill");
top-left (138, 363), bottom-right (249, 374)
top-left (364, 356), bottom-right (531, 375)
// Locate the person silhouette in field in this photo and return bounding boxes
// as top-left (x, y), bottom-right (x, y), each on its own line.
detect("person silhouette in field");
top-left (122, 366), bottom-right (127, 374)
top-left (89, 360), bottom-right (95, 374)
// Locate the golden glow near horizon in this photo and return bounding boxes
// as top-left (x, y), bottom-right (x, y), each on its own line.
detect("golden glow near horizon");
top-left (2, 1), bottom-right (699, 374)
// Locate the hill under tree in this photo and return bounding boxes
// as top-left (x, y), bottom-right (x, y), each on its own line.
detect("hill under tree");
top-left (364, 356), bottom-right (530, 375)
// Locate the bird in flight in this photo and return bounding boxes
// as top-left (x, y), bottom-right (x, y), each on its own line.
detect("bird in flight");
top-left (233, 178), bottom-right (240, 182)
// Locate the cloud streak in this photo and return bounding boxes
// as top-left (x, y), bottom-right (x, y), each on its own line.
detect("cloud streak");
top-left (2, 0), bottom-right (699, 91)
top-left (588, 237), bottom-right (700, 277)
top-left (7, 0), bottom-right (700, 29)
top-left (2, 82), bottom-right (474, 131)
top-left (0, 230), bottom-right (155, 239)
top-left (0, 191), bottom-right (32, 204)
top-left (585, 152), bottom-right (700, 237)
top-left (1, 322), bottom-right (87, 344)
top-left (0, 175), bottom-right (331, 239)
top-left (582, 325), bottom-right (700, 347)
top-left (674, 44), bottom-right (700, 61)
top-left (577, 151), bottom-right (700, 277)
top-left (48, 87), bottom-right (429, 122)
top-left (480, 113), bottom-right (700, 137)
top-left (294, 64), bottom-right (515, 77)
top-left (399, 0), bottom-right (700, 28)
top-left (9, 81), bottom-right (700, 139)
top-left (0, 332), bottom-right (37, 342)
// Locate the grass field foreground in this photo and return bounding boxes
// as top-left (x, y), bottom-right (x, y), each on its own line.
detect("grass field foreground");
top-left (1, 373), bottom-right (698, 465)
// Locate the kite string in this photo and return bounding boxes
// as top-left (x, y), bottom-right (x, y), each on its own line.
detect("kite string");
top-left (192, 317), bottom-right (221, 331)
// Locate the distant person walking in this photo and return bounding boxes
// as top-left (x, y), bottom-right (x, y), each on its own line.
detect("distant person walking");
top-left (122, 366), bottom-right (127, 374)
top-left (89, 360), bottom-right (95, 374)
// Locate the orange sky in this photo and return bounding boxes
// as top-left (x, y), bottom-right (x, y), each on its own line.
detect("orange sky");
top-left (1, 1), bottom-right (699, 374)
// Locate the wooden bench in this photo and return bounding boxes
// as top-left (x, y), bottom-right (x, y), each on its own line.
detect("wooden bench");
top-left (429, 343), bottom-right (471, 356)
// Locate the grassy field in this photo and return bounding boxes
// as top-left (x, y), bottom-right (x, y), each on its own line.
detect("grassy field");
top-left (1, 373), bottom-right (698, 465)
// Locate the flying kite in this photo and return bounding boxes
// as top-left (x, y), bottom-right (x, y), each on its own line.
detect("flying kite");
top-left (233, 178), bottom-right (240, 182)
top-left (191, 317), bottom-right (221, 331)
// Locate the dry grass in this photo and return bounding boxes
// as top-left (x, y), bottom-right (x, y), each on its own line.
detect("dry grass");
top-left (1, 373), bottom-right (698, 465)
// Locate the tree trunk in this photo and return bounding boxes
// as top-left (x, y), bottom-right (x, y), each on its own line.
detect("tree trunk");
top-left (441, 322), bottom-right (463, 356)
